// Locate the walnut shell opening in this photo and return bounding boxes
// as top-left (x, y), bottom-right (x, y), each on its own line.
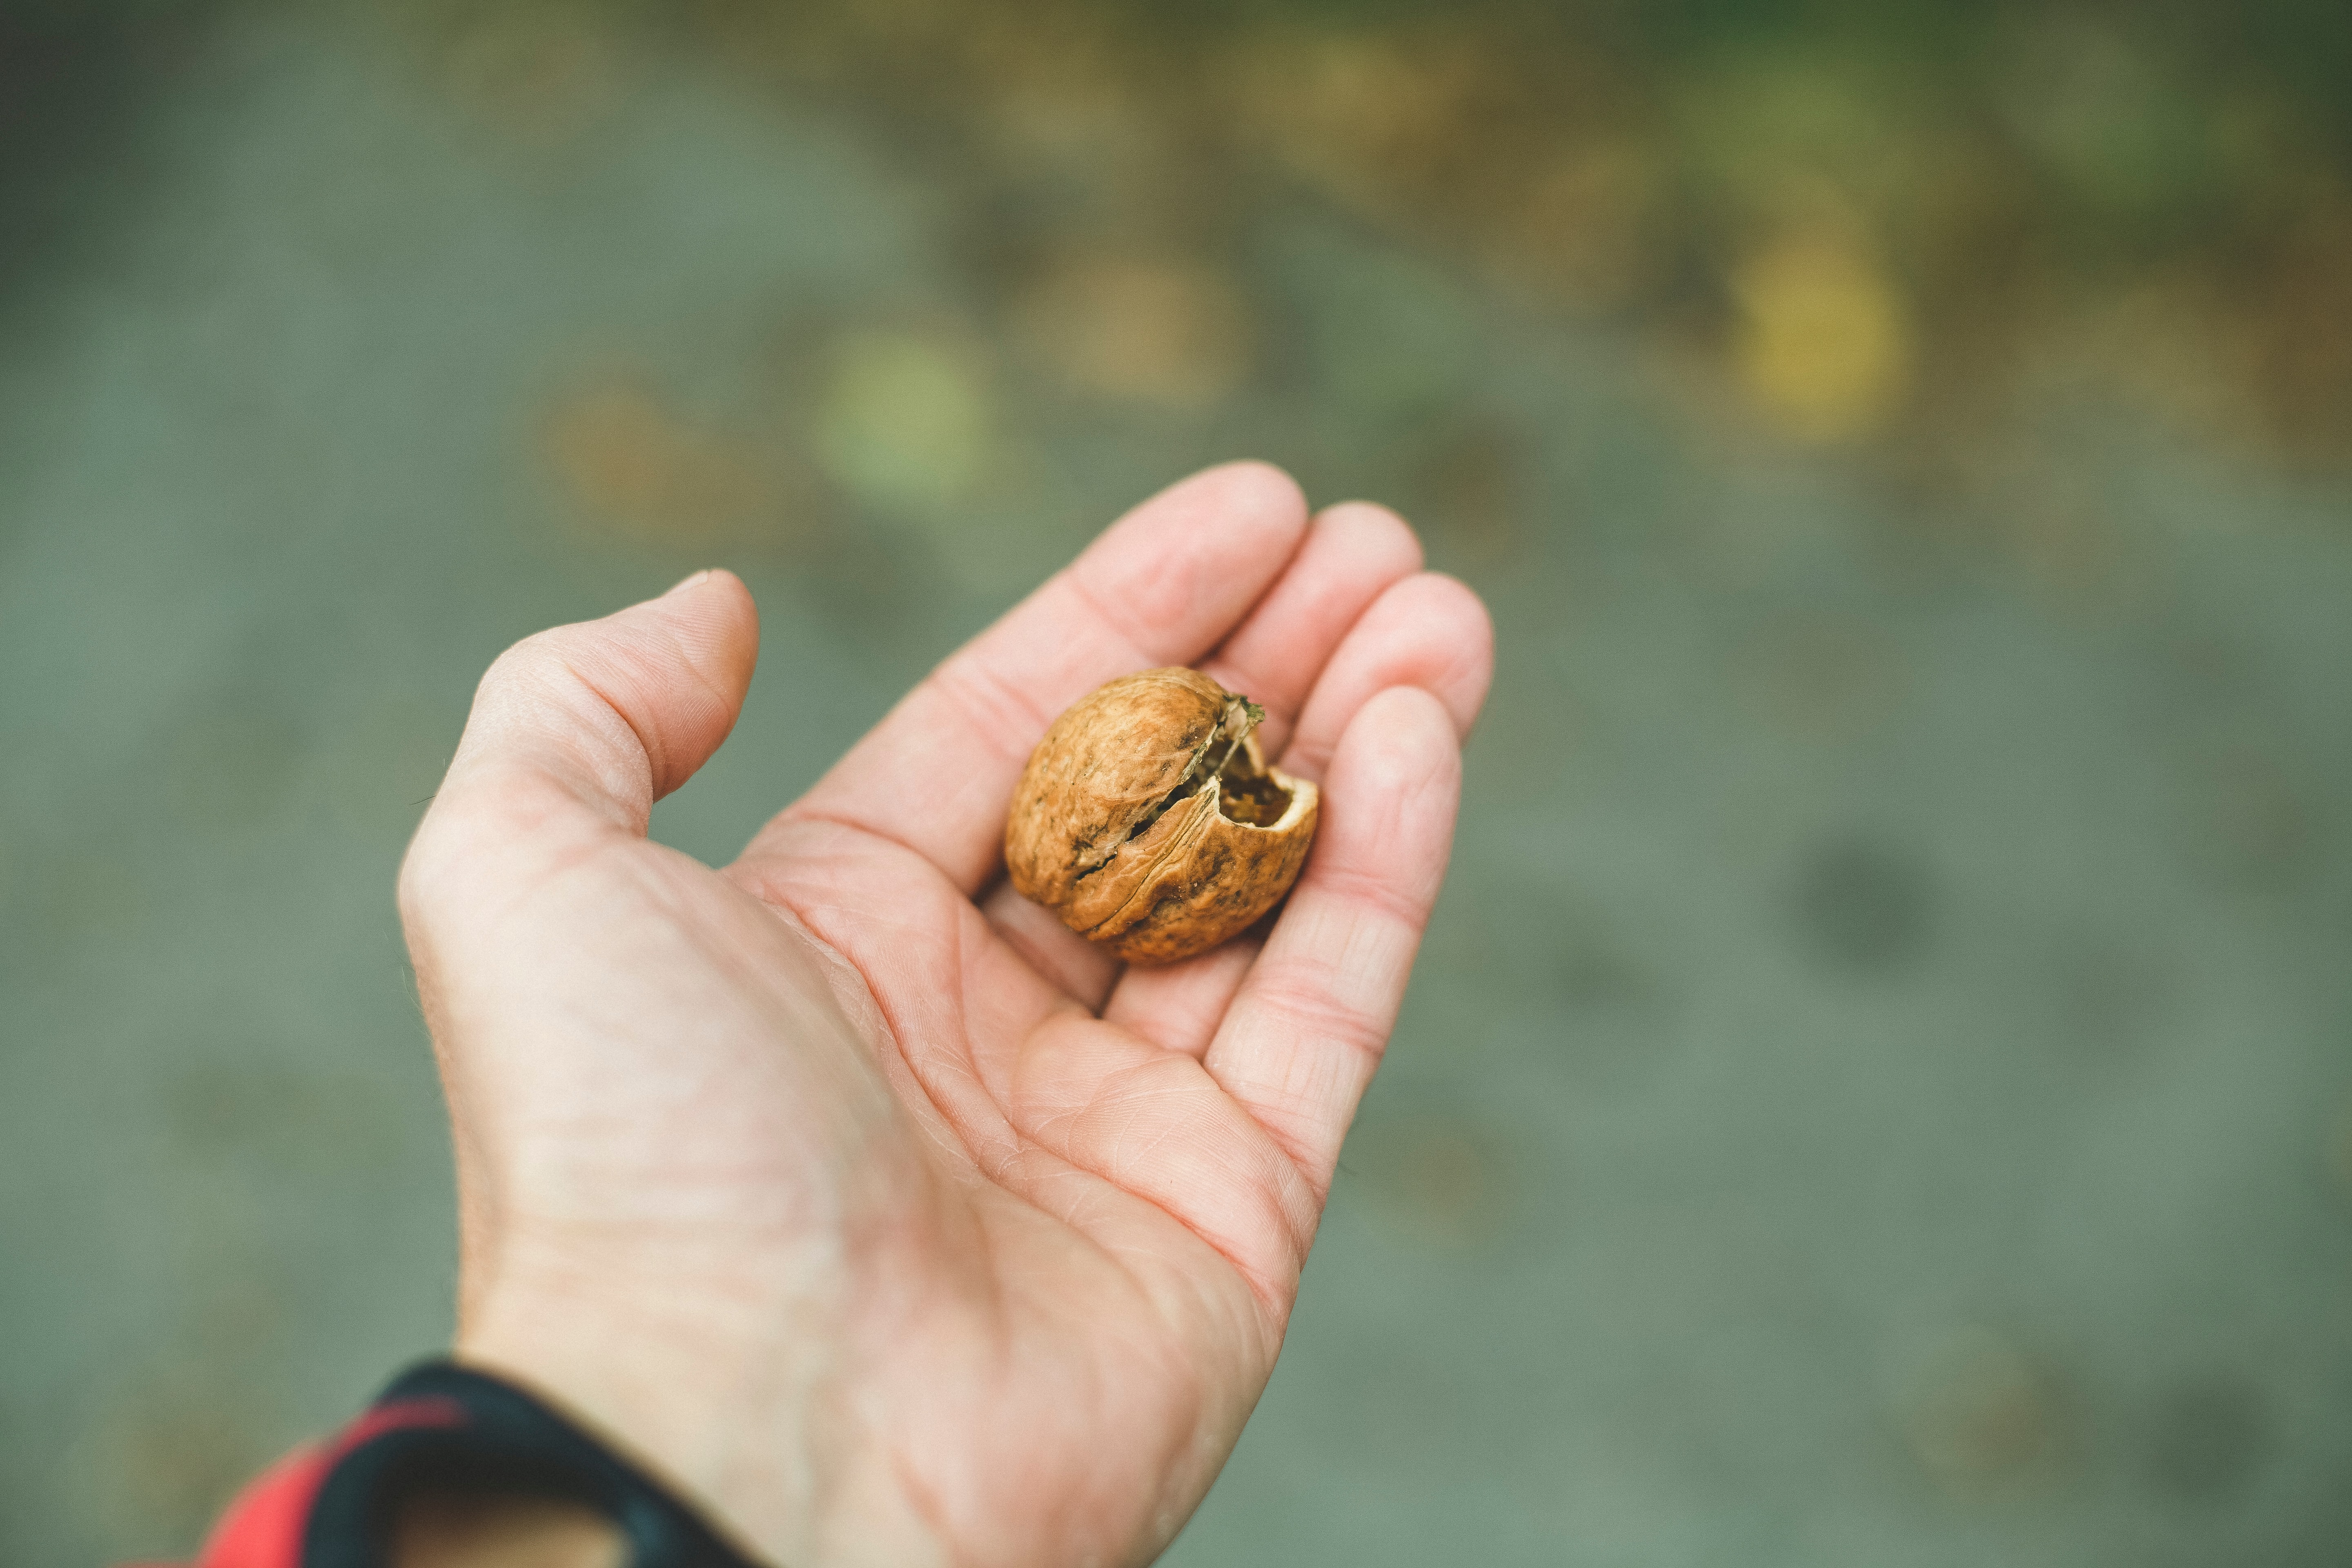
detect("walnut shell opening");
top-left (1004, 668), bottom-right (1321, 965)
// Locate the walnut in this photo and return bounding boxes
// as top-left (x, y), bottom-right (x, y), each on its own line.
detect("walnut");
top-left (1004, 668), bottom-right (1319, 965)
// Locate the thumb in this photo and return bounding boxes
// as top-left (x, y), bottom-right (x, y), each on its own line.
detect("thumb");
top-left (430, 569), bottom-right (760, 842)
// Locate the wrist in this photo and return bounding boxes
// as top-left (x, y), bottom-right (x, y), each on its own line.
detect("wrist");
top-left (393, 1489), bottom-right (620, 1568)
top-left (455, 1259), bottom-right (818, 1565)
top-left (457, 1265), bottom-right (942, 1568)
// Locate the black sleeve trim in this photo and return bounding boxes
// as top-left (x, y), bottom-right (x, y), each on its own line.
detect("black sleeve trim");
top-left (301, 1359), bottom-right (768, 1568)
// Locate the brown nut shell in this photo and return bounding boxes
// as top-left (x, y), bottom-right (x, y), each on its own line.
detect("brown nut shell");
top-left (1004, 667), bottom-right (1320, 965)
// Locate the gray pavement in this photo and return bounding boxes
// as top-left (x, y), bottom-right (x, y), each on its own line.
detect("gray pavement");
top-left (1, 11), bottom-right (2347, 1565)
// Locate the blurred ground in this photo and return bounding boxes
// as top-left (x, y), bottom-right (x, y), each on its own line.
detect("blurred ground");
top-left (1, 2), bottom-right (2349, 1563)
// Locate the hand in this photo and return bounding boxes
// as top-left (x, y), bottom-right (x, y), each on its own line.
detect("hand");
top-left (396, 463), bottom-right (1494, 1567)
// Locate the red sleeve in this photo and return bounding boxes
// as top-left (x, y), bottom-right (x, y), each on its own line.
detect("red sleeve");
top-left (165, 1399), bottom-right (466, 1568)
top-left (187, 1443), bottom-right (334, 1568)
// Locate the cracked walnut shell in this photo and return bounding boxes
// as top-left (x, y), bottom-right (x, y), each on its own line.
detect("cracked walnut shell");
top-left (1004, 667), bottom-right (1319, 965)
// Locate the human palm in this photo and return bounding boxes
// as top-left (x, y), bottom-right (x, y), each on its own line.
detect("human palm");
top-left (397, 463), bottom-right (1492, 1567)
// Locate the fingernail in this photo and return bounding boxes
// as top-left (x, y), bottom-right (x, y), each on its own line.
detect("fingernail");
top-left (664, 569), bottom-right (714, 597)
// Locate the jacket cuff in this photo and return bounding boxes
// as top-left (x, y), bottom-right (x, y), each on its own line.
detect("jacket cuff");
top-left (188, 1361), bottom-right (765, 1568)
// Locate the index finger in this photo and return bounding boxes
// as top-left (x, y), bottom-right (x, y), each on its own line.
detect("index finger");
top-left (757, 462), bottom-right (1311, 893)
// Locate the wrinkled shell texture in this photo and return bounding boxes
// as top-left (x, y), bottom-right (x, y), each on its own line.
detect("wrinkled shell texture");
top-left (1004, 667), bottom-right (1319, 965)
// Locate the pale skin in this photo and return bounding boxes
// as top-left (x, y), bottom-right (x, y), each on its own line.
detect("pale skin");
top-left (390, 462), bottom-right (1494, 1567)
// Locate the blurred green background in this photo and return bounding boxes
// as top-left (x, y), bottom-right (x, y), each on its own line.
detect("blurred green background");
top-left (3, 0), bottom-right (2350, 1561)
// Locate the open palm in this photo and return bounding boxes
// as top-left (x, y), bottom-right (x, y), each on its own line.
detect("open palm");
top-left (397, 463), bottom-right (1493, 1567)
